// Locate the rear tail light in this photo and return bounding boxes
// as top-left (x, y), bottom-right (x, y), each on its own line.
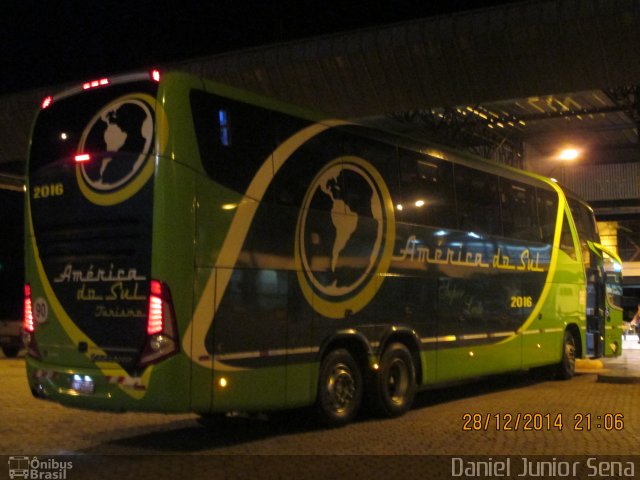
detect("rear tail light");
top-left (23, 285), bottom-right (35, 333)
top-left (74, 153), bottom-right (91, 163)
top-left (23, 285), bottom-right (41, 359)
top-left (41, 96), bottom-right (53, 109)
top-left (138, 280), bottom-right (179, 368)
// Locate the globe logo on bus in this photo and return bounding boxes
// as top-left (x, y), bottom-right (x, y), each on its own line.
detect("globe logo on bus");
top-left (76, 93), bottom-right (158, 205)
top-left (295, 156), bottom-right (395, 319)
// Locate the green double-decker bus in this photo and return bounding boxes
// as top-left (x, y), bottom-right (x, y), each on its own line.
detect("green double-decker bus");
top-left (24, 70), bottom-right (614, 425)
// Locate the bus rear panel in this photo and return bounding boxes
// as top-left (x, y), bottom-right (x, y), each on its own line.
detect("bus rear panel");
top-left (25, 73), bottom-right (184, 411)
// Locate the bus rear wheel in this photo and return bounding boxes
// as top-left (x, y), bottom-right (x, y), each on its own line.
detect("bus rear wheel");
top-left (316, 348), bottom-right (363, 427)
top-left (556, 330), bottom-right (576, 380)
top-left (370, 342), bottom-right (416, 417)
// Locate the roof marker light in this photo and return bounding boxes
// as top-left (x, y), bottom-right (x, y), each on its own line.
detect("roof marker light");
top-left (82, 78), bottom-right (110, 90)
top-left (75, 153), bottom-right (91, 163)
top-left (41, 96), bottom-right (53, 109)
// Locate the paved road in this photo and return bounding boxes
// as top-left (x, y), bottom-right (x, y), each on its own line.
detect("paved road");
top-left (2, 351), bottom-right (639, 478)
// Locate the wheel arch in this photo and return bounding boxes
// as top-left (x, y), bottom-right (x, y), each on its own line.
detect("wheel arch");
top-left (317, 329), bottom-right (373, 377)
top-left (566, 323), bottom-right (582, 358)
top-left (378, 326), bottom-right (423, 386)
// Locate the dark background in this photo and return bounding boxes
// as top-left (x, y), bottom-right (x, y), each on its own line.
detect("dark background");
top-left (1, 0), bottom-right (517, 95)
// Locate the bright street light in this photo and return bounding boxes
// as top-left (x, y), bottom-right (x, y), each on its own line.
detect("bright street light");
top-left (558, 148), bottom-right (580, 161)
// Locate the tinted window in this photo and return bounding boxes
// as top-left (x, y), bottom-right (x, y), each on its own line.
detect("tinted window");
top-left (191, 89), bottom-right (276, 196)
top-left (397, 151), bottom-right (456, 228)
top-left (454, 165), bottom-right (501, 235)
top-left (500, 179), bottom-right (540, 241)
top-left (568, 198), bottom-right (599, 265)
top-left (568, 199), bottom-right (598, 243)
top-left (340, 135), bottom-right (400, 219)
top-left (536, 188), bottom-right (558, 244)
top-left (559, 213), bottom-right (577, 260)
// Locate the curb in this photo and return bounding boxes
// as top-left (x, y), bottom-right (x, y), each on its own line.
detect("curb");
top-left (575, 358), bottom-right (603, 371)
top-left (597, 371), bottom-right (640, 384)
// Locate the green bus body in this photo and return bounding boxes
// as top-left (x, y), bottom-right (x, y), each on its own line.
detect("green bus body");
top-left (24, 71), bottom-right (608, 421)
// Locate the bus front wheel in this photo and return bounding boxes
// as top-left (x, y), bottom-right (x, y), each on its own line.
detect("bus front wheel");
top-left (370, 342), bottom-right (416, 417)
top-left (316, 348), bottom-right (363, 427)
top-left (556, 330), bottom-right (576, 380)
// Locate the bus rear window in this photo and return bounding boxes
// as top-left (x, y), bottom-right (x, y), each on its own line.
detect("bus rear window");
top-left (29, 81), bottom-right (158, 173)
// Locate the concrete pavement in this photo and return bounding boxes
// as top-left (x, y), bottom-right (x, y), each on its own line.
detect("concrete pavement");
top-left (595, 333), bottom-right (640, 384)
top-left (575, 332), bottom-right (640, 384)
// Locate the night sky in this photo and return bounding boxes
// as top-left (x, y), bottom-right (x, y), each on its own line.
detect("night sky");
top-left (1, 0), bottom-right (517, 95)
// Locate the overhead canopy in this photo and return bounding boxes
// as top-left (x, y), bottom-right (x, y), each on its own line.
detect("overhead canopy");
top-left (1, 0), bottom-right (638, 171)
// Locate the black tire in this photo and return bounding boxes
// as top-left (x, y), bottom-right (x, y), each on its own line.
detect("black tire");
top-left (316, 348), bottom-right (363, 427)
top-left (556, 330), bottom-right (576, 380)
top-left (370, 342), bottom-right (416, 417)
top-left (2, 346), bottom-right (19, 358)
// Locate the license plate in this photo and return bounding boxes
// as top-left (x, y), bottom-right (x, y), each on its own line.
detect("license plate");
top-left (70, 375), bottom-right (95, 394)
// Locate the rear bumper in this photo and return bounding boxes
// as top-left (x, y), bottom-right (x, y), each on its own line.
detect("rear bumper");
top-left (25, 355), bottom-right (189, 413)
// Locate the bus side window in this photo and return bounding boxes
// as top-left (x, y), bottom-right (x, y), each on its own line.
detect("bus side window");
top-left (397, 151), bottom-right (456, 228)
top-left (536, 188), bottom-right (558, 244)
top-left (500, 178), bottom-right (540, 242)
top-left (559, 213), bottom-right (577, 260)
top-left (190, 89), bottom-right (275, 196)
top-left (340, 136), bottom-right (400, 219)
top-left (568, 199), bottom-right (599, 265)
top-left (454, 164), bottom-right (501, 236)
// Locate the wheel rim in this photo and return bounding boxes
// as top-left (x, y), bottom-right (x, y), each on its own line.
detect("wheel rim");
top-left (386, 358), bottom-right (410, 406)
top-left (326, 362), bottom-right (356, 414)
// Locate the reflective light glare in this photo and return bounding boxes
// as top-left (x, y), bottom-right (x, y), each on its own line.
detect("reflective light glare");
top-left (41, 96), bottom-right (53, 109)
top-left (221, 203), bottom-right (238, 211)
top-left (82, 78), bottom-right (110, 90)
top-left (71, 374), bottom-right (94, 394)
top-left (74, 153), bottom-right (91, 163)
top-left (396, 204), bottom-right (403, 211)
top-left (219, 377), bottom-right (228, 388)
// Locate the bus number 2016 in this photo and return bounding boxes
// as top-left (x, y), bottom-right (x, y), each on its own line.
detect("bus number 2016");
top-left (511, 296), bottom-right (533, 308)
top-left (32, 183), bottom-right (64, 199)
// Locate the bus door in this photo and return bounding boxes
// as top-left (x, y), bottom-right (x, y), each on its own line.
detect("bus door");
top-left (585, 266), bottom-right (605, 358)
top-left (586, 242), bottom-right (624, 357)
top-left (604, 271), bottom-right (624, 356)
